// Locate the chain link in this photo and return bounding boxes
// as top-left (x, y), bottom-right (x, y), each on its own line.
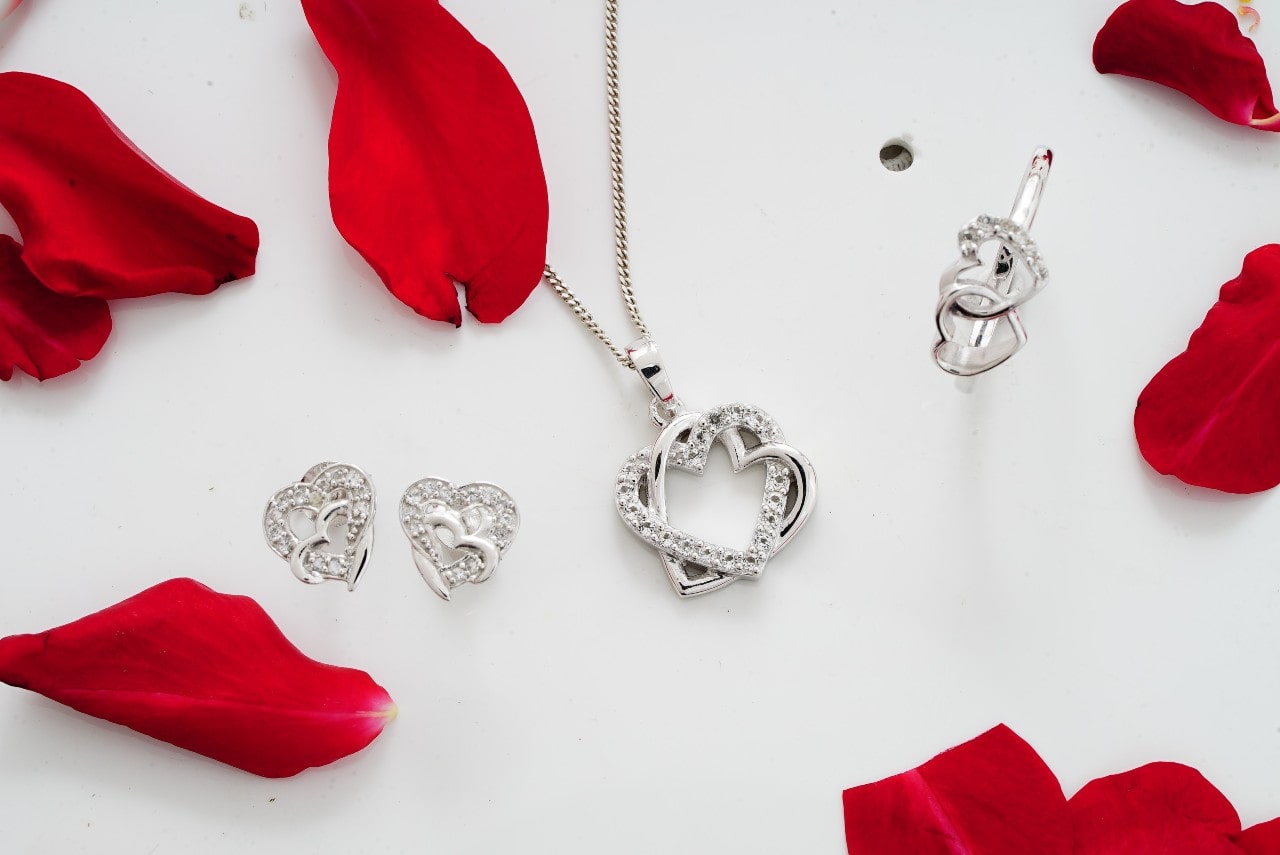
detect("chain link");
top-left (542, 262), bottom-right (629, 364)
top-left (543, 0), bottom-right (650, 370)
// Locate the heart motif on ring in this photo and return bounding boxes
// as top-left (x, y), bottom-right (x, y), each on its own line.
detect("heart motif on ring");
top-left (400, 478), bottom-right (519, 601)
top-left (933, 215), bottom-right (1048, 376)
top-left (615, 403), bottom-right (816, 598)
top-left (263, 462), bottom-right (375, 590)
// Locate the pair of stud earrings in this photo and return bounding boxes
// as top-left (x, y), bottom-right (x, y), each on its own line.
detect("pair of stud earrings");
top-left (933, 147), bottom-right (1053, 377)
top-left (262, 462), bottom-right (519, 601)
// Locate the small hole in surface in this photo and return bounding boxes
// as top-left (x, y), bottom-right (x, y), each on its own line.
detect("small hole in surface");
top-left (879, 139), bottom-right (914, 172)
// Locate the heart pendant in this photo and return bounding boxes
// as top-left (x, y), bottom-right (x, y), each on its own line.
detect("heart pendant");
top-left (400, 478), bottom-right (519, 601)
top-left (263, 462), bottom-right (375, 590)
top-left (615, 403), bottom-right (816, 598)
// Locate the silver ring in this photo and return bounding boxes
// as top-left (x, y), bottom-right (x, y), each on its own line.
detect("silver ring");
top-left (933, 148), bottom-right (1052, 377)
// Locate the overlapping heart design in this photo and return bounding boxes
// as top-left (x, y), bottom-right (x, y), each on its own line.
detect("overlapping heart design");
top-left (615, 403), bottom-right (816, 597)
top-left (933, 215), bottom-right (1048, 376)
top-left (399, 478), bottom-right (519, 601)
top-left (263, 462), bottom-right (375, 590)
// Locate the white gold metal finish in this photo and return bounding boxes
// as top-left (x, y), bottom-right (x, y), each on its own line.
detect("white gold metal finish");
top-left (543, 263), bottom-right (632, 367)
top-left (542, 1), bottom-right (819, 597)
top-left (616, 342), bottom-right (816, 597)
top-left (627, 337), bottom-right (683, 424)
top-left (400, 478), bottom-right (519, 601)
top-left (934, 148), bottom-right (1053, 376)
top-left (540, 0), bottom-right (649, 371)
top-left (263, 463), bottom-right (375, 591)
top-left (617, 403), bottom-right (816, 597)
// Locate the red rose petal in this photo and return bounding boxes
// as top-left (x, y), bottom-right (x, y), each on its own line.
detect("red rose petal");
top-left (1069, 762), bottom-right (1244, 854)
top-left (0, 234), bottom-right (110, 381)
top-left (2, 1), bottom-right (21, 21)
top-left (0, 72), bottom-right (259, 299)
top-left (1135, 245), bottom-right (1280, 493)
top-left (302, 0), bottom-right (548, 326)
top-left (1235, 818), bottom-right (1280, 853)
top-left (1093, 0), bottom-right (1280, 130)
top-left (0, 578), bottom-right (395, 778)
top-left (842, 725), bottom-right (1072, 854)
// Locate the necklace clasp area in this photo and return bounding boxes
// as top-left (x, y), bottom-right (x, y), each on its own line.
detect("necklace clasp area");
top-left (626, 337), bottom-right (685, 425)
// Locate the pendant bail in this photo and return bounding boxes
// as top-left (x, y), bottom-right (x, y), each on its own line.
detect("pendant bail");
top-left (626, 337), bottom-right (683, 424)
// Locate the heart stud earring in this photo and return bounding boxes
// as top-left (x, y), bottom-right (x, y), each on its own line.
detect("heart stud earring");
top-left (934, 147), bottom-right (1053, 377)
top-left (263, 462), bottom-right (375, 590)
top-left (399, 478), bottom-right (519, 601)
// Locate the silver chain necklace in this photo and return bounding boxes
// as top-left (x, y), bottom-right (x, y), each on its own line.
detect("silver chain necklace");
top-left (544, 0), bottom-right (817, 598)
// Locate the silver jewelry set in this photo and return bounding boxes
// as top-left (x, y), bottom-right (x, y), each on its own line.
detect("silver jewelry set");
top-left (264, 466), bottom-right (518, 601)
top-left (259, 148), bottom-right (1054, 602)
top-left (263, 0), bottom-right (1056, 602)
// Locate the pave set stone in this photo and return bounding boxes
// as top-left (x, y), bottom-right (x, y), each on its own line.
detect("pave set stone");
top-left (263, 462), bottom-right (374, 584)
top-left (400, 478), bottom-right (518, 589)
top-left (958, 214), bottom-right (1048, 282)
top-left (616, 404), bottom-right (796, 581)
top-left (934, 214), bottom-right (1049, 376)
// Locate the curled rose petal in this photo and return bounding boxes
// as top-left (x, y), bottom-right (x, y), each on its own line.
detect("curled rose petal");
top-left (1135, 245), bottom-right (1280, 493)
top-left (842, 725), bottom-right (1071, 854)
top-left (0, 72), bottom-right (259, 299)
top-left (0, 235), bottom-right (110, 381)
top-left (1093, 0), bottom-right (1280, 130)
top-left (302, 0), bottom-right (549, 326)
top-left (1241, 6), bottom-right (1261, 35)
top-left (1069, 762), bottom-right (1244, 854)
top-left (0, 578), bottom-right (395, 778)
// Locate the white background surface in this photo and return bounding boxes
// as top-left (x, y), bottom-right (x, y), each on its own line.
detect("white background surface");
top-left (2, 0), bottom-right (1279, 851)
